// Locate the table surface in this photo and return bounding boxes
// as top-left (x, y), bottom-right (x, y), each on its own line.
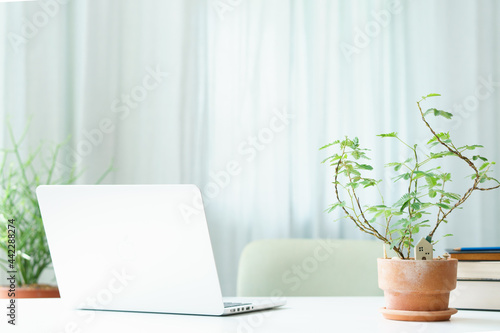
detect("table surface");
top-left (1, 297), bottom-right (499, 333)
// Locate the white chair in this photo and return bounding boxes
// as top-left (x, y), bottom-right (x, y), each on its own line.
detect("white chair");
top-left (237, 239), bottom-right (387, 297)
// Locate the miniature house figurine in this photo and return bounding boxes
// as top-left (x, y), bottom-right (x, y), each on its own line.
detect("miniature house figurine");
top-left (415, 237), bottom-right (433, 260)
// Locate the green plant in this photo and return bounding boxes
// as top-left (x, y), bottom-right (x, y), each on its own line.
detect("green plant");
top-left (0, 121), bottom-right (112, 286)
top-left (320, 94), bottom-right (500, 259)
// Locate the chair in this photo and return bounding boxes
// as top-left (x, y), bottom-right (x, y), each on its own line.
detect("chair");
top-left (237, 239), bottom-right (387, 297)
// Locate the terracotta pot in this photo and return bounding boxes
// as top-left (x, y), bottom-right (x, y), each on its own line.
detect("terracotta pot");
top-left (377, 258), bottom-right (458, 321)
top-left (0, 285), bottom-right (60, 299)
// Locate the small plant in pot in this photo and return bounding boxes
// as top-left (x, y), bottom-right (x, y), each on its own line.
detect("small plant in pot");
top-left (320, 94), bottom-right (500, 321)
top-left (0, 122), bottom-right (112, 298)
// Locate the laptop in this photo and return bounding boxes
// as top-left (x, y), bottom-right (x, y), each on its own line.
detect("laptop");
top-left (36, 184), bottom-right (285, 315)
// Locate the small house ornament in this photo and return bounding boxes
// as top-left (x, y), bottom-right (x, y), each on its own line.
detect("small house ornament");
top-left (415, 237), bottom-right (433, 260)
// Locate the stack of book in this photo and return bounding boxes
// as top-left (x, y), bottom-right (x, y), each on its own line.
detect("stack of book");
top-left (448, 247), bottom-right (500, 311)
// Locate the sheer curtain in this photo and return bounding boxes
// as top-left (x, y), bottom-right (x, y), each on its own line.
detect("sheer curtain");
top-left (1, 0), bottom-right (499, 295)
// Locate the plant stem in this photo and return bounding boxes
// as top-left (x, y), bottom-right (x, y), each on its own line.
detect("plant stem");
top-left (416, 100), bottom-right (500, 239)
top-left (333, 145), bottom-right (405, 258)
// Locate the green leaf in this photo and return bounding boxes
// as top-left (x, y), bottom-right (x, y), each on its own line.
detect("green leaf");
top-left (472, 155), bottom-right (488, 162)
top-left (479, 162), bottom-right (490, 171)
top-left (319, 140), bottom-right (340, 150)
top-left (439, 173), bottom-right (452, 182)
top-left (442, 192), bottom-right (461, 200)
top-left (340, 138), bottom-right (353, 149)
top-left (427, 132), bottom-right (451, 145)
top-left (377, 132), bottom-right (398, 138)
top-left (479, 175), bottom-right (489, 183)
top-left (393, 174), bottom-right (405, 182)
top-left (412, 171), bottom-right (427, 180)
top-left (360, 179), bottom-right (379, 188)
top-left (410, 202), bottom-right (421, 211)
top-left (425, 176), bottom-right (438, 187)
top-left (436, 203), bottom-right (452, 210)
top-left (393, 218), bottom-right (408, 227)
top-left (346, 182), bottom-right (359, 189)
top-left (400, 200), bottom-right (410, 212)
top-left (350, 169), bottom-right (361, 176)
top-left (430, 151), bottom-right (455, 159)
top-left (459, 145), bottom-right (484, 151)
top-left (424, 109), bottom-right (434, 117)
top-left (351, 151), bottom-right (361, 160)
top-left (427, 137), bottom-right (437, 145)
top-left (356, 163), bottom-right (373, 170)
top-left (424, 108), bottom-right (453, 119)
top-left (422, 93), bottom-right (441, 99)
top-left (321, 154), bottom-right (341, 164)
top-left (326, 201), bottom-right (346, 213)
top-left (393, 193), bottom-right (414, 207)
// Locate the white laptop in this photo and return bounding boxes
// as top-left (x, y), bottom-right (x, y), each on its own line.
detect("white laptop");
top-left (36, 184), bottom-right (285, 315)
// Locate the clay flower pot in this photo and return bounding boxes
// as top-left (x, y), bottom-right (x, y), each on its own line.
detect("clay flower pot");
top-left (377, 258), bottom-right (458, 321)
top-left (0, 284), bottom-right (60, 299)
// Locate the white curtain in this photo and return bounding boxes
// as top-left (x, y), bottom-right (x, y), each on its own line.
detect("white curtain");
top-left (1, 0), bottom-right (500, 295)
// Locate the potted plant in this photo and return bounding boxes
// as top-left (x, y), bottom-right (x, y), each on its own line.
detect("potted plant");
top-left (0, 122), bottom-right (112, 298)
top-left (320, 94), bottom-right (499, 321)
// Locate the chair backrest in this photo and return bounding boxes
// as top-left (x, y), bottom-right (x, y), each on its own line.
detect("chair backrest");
top-left (237, 239), bottom-right (387, 297)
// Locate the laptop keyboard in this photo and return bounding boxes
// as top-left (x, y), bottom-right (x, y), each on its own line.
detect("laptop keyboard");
top-left (224, 302), bottom-right (252, 308)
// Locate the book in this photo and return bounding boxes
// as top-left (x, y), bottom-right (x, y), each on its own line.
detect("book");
top-left (457, 261), bottom-right (500, 280)
top-left (450, 280), bottom-right (500, 311)
top-left (447, 249), bottom-right (500, 261)
top-left (453, 247), bottom-right (500, 251)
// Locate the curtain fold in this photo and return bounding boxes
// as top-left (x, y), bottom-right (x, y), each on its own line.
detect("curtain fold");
top-left (1, 0), bottom-right (500, 295)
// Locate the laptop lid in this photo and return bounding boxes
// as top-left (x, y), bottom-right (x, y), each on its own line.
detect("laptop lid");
top-left (36, 184), bottom-right (225, 315)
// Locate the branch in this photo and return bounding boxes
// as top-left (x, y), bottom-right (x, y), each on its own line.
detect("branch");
top-left (418, 99), bottom-right (496, 239)
top-left (333, 146), bottom-right (405, 258)
top-left (477, 184), bottom-right (500, 191)
top-left (417, 101), bottom-right (478, 174)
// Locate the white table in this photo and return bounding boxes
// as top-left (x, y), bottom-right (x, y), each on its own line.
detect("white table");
top-left (1, 297), bottom-right (499, 333)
